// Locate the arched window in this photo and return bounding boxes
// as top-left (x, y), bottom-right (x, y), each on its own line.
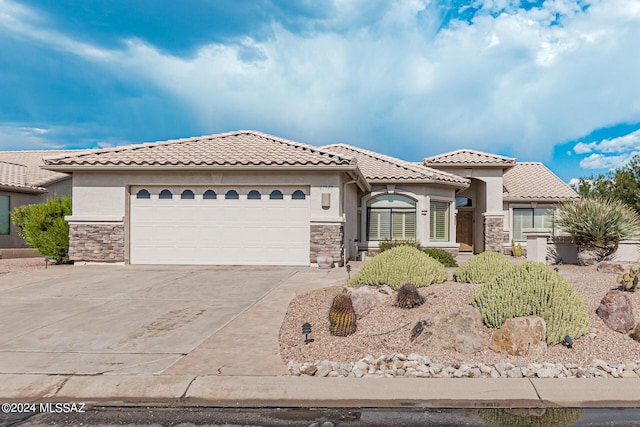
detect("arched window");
top-left (225, 190), bottom-right (239, 200)
top-left (367, 195), bottom-right (416, 241)
top-left (159, 189), bottom-right (173, 199)
top-left (292, 190), bottom-right (306, 200)
top-left (247, 190), bottom-right (261, 200)
top-left (181, 189), bottom-right (195, 199)
top-left (136, 189), bottom-right (151, 199)
top-left (455, 197), bottom-right (472, 207)
top-left (203, 190), bottom-right (217, 199)
top-left (269, 190), bottom-right (284, 200)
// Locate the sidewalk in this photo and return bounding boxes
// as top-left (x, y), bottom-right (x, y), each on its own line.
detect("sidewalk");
top-left (1, 265), bottom-right (640, 409)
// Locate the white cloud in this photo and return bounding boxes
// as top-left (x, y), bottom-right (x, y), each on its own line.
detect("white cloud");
top-left (1, 0), bottom-right (640, 161)
top-left (579, 151), bottom-right (639, 170)
top-left (568, 177), bottom-right (581, 187)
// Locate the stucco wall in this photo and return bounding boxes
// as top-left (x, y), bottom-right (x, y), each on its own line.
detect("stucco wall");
top-left (69, 170), bottom-right (345, 221)
top-left (342, 178), bottom-right (360, 261)
top-left (67, 170), bottom-right (350, 264)
top-left (360, 183), bottom-right (458, 252)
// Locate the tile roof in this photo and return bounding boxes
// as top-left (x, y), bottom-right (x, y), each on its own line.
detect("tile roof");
top-left (0, 151), bottom-right (71, 191)
top-left (503, 162), bottom-right (579, 201)
top-left (321, 144), bottom-right (470, 186)
top-left (43, 131), bottom-right (355, 168)
top-left (424, 149), bottom-right (516, 166)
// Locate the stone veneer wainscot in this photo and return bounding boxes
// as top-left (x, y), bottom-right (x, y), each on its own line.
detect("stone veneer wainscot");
top-left (483, 216), bottom-right (508, 253)
top-left (310, 224), bottom-right (344, 266)
top-left (69, 223), bottom-right (125, 263)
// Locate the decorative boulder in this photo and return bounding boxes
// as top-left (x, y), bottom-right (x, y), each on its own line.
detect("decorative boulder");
top-left (411, 306), bottom-right (483, 353)
top-left (597, 262), bottom-right (629, 274)
top-left (489, 316), bottom-right (547, 357)
top-left (577, 248), bottom-right (600, 266)
top-left (345, 285), bottom-right (393, 320)
top-left (596, 290), bottom-right (635, 333)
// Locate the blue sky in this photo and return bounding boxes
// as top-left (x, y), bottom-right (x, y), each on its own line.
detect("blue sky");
top-left (1, 0), bottom-right (640, 183)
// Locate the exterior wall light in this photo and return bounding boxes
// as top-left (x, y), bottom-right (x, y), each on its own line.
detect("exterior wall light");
top-left (563, 335), bottom-right (573, 349)
top-left (302, 322), bottom-right (314, 344)
top-left (321, 193), bottom-right (331, 209)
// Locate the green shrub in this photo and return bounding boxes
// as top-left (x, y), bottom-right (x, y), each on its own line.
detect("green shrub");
top-left (378, 239), bottom-right (422, 252)
top-left (452, 252), bottom-right (513, 283)
top-left (348, 246), bottom-right (448, 290)
top-left (470, 261), bottom-right (590, 345)
top-left (555, 197), bottom-right (640, 263)
top-left (424, 248), bottom-right (458, 267)
top-left (10, 195), bottom-right (72, 263)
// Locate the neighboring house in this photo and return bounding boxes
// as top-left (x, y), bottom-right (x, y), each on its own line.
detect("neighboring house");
top-left (0, 151), bottom-right (73, 249)
top-left (41, 130), bottom-right (578, 266)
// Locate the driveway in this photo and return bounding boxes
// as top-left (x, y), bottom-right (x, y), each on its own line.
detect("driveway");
top-left (0, 265), bottom-right (300, 375)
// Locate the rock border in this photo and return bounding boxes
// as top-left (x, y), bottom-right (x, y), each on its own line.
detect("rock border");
top-left (287, 353), bottom-right (640, 379)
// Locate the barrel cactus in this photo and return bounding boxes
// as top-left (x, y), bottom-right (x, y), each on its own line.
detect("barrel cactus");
top-left (396, 283), bottom-right (424, 309)
top-left (347, 246), bottom-right (448, 290)
top-left (453, 252), bottom-right (513, 283)
top-left (470, 261), bottom-right (590, 345)
top-left (329, 293), bottom-right (357, 336)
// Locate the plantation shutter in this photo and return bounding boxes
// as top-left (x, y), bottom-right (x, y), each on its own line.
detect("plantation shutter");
top-left (368, 209), bottom-right (391, 240)
top-left (430, 201), bottom-right (449, 241)
top-left (391, 209), bottom-right (416, 240)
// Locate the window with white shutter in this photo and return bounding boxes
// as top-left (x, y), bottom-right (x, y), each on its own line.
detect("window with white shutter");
top-left (513, 208), bottom-right (554, 242)
top-left (430, 201), bottom-right (450, 242)
top-left (366, 195), bottom-right (416, 241)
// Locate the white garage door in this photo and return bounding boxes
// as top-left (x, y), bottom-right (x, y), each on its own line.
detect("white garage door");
top-left (129, 186), bottom-right (311, 265)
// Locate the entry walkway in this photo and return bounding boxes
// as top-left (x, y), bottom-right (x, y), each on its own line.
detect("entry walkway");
top-left (165, 268), bottom-right (348, 375)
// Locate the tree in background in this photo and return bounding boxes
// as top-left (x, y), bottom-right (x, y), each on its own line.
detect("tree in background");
top-left (574, 154), bottom-right (640, 212)
top-left (10, 195), bottom-right (72, 263)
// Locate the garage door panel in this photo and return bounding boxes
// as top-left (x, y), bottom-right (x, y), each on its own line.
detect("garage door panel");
top-left (130, 187), bottom-right (311, 265)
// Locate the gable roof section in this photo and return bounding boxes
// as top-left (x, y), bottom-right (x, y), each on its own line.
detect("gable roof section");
top-left (0, 151), bottom-right (72, 193)
top-left (321, 144), bottom-right (470, 187)
top-left (424, 149), bottom-right (516, 167)
top-left (43, 131), bottom-right (356, 169)
top-left (503, 162), bottom-right (579, 201)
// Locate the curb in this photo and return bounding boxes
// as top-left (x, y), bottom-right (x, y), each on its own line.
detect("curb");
top-left (2, 375), bottom-right (640, 408)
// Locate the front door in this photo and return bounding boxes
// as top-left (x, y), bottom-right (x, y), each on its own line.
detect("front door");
top-left (456, 210), bottom-right (473, 252)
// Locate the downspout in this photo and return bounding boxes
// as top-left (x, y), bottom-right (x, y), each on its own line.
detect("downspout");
top-left (342, 177), bottom-right (358, 266)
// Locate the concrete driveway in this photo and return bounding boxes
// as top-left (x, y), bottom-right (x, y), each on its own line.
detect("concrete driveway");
top-left (0, 265), bottom-right (300, 375)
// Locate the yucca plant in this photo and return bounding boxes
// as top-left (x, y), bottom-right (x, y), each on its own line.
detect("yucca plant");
top-left (555, 197), bottom-right (640, 265)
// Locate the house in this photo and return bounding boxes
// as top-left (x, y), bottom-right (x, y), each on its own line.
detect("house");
top-left (41, 130), bottom-right (578, 266)
top-left (0, 151), bottom-right (73, 251)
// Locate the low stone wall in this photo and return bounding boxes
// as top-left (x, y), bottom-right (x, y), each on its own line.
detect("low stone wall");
top-left (310, 223), bottom-right (344, 266)
top-left (69, 223), bottom-right (125, 263)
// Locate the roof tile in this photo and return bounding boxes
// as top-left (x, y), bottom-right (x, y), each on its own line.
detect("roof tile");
top-left (0, 151), bottom-right (72, 190)
top-left (322, 144), bottom-right (469, 186)
top-left (424, 149), bottom-right (516, 166)
top-left (503, 162), bottom-right (579, 201)
top-left (44, 131), bottom-right (355, 168)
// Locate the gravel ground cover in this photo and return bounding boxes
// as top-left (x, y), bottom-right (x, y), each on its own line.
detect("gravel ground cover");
top-left (0, 257), bottom-right (69, 275)
top-left (279, 261), bottom-right (640, 368)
